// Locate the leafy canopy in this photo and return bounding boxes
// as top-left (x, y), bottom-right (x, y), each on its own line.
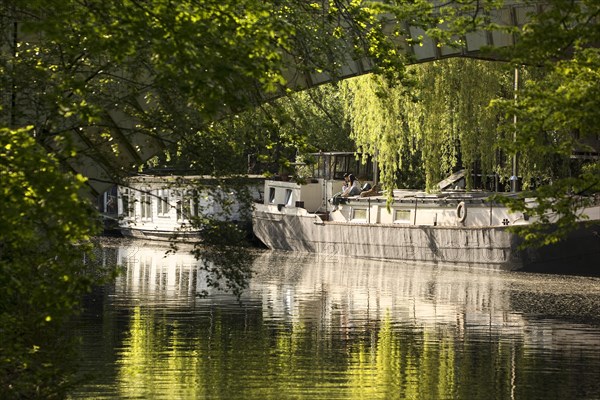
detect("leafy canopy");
top-left (0, 126), bottom-right (107, 398)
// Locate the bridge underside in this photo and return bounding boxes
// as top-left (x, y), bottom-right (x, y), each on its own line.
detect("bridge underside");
top-left (282, 3), bottom-right (530, 90)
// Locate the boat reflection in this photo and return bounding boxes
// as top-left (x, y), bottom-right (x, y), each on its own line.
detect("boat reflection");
top-left (252, 251), bottom-right (600, 351)
top-left (104, 240), bottom-right (600, 352)
top-left (114, 241), bottom-right (211, 298)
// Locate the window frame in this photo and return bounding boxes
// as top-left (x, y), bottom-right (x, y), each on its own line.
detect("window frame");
top-left (351, 208), bottom-right (368, 222)
top-left (140, 189), bottom-right (153, 221)
top-left (157, 189), bottom-right (170, 217)
top-left (393, 209), bottom-right (411, 224)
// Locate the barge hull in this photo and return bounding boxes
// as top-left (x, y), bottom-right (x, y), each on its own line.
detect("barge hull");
top-left (252, 208), bottom-right (600, 274)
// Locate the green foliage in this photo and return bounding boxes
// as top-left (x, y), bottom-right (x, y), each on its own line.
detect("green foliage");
top-left (247, 85), bottom-right (355, 174)
top-left (0, 127), bottom-right (108, 398)
top-left (415, 59), bottom-right (512, 191)
top-left (492, 45), bottom-right (600, 187)
top-left (501, 0), bottom-right (600, 65)
top-left (488, 0), bottom-right (600, 246)
top-left (342, 59), bottom-right (513, 193)
top-left (0, 4), bottom-right (406, 394)
top-left (149, 84), bottom-right (354, 177)
top-left (341, 73), bottom-right (424, 190)
top-left (2, 0), bottom-right (406, 181)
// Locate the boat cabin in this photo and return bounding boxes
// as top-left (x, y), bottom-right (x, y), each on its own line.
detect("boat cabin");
top-left (266, 152), bottom-right (377, 214)
top-left (100, 174), bottom-right (263, 239)
top-left (259, 153), bottom-right (540, 227)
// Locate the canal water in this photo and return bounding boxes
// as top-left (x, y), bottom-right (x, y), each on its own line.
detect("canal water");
top-left (69, 239), bottom-right (600, 399)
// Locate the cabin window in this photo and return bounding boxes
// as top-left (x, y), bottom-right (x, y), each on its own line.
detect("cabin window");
top-left (157, 189), bottom-right (170, 216)
top-left (177, 190), bottom-right (200, 221)
top-left (177, 190), bottom-right (190, 221)
top-left (140, 190), bottom-right (152, 221)
top-left (176, 193), bottom-right (184, 221)
top-left (351, 208), bottom-right (368, 222)
top-left (394, 209), bottom-right (411, 223)
top-left (104, 185), bottom-right (118, 215)
top-left (269, 187), bottom-right (276, 204)
top-left (285, 189), bottom-right (293, 206)
top-left (191, 190), bottom-right (200, 217)
top-left (122, 188), bottom-right (136, 218)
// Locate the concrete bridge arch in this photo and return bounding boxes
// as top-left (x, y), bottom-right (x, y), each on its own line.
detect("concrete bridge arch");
top-left (283, 1), bottom-right (534, 90)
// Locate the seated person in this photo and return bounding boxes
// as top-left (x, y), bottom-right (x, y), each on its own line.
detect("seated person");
top-left (342, 174), bottom-right (361, 197)
top-left (330, 173), bottom-right (350, 206)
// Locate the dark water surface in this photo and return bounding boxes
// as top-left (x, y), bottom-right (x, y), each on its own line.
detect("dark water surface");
top-left (69, 239), bottom-right (600, 399)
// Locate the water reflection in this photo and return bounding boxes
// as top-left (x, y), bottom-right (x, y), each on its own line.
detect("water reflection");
top-left (115, 242), bottom-right (210, 299)
top-left (71, 240), bottom-right (600, 399)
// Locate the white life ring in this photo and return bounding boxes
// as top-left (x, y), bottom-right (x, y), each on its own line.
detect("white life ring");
top-left (456, 201), bottom-right (467, 223)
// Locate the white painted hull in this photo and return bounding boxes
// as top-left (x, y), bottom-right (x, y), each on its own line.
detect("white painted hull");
top-left (120, 227), bottom-right (201, 242)
top-left (252, 204), bottom-right (600, 273)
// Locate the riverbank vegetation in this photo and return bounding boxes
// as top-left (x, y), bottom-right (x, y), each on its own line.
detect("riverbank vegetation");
top-left (0, 127), bottom-right (117, 397)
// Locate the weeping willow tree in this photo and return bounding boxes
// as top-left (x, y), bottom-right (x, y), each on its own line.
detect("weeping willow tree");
top-left (342, 59), bottom-right (529, 193)
top-left (340, 70), bottom-right (424, 190)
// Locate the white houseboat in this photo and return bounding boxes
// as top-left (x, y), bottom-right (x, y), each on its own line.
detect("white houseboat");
top-left (252, 153), bottom-right (600, 274)
top-left (100, 174), bottom-right (263, 240)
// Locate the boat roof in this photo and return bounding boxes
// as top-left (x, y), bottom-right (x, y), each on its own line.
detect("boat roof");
top-left (123, 174), bottom-right (265, 184)
top-left (308, 151), bottom-right (357, 156)
top-left (344, 189), bottom-right (525, 204)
